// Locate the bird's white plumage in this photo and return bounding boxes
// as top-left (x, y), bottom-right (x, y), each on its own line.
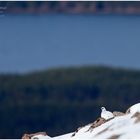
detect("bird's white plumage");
top-left (101, 107), bottom-right (114, 120)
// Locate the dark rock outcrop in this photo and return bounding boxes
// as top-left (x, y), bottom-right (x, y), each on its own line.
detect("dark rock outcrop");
top-left (113, 111), bottom-right (125, 117)
top-left (22, 132), bottom-right (47, 140)
top-left (88, 117), bottom-right (107, 132)
top-left (108, 134), bottom-right (120, 139)
top-left (131, 112), bottom-right (140, 123)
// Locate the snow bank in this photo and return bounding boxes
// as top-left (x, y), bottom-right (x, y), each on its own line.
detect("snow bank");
top-left (127, 103), bottom-right (140, 114)
top-left (28, 103), bottom-right (140, 139)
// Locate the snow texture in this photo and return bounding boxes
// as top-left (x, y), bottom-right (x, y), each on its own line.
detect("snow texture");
top-left (31, 103), bottom-right (140, 139)
top-left (128, 103), bottom-right (140, 114)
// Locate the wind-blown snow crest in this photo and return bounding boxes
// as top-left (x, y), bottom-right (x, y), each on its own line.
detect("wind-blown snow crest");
top-left (27, 103), bottom-right (140, 139)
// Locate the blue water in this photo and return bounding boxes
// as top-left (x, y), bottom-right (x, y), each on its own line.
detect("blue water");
top-left (0, 14), bottom-right (140, 73)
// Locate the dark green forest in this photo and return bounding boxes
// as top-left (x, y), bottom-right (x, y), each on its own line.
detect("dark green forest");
top-left (0, 66), bottom-right (140, 138)
top-left (1, 1), bottom-right (140, 14)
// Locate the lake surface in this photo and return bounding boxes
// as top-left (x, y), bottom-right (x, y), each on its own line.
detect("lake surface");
top-left (0, 14), bottom-right (140, 73)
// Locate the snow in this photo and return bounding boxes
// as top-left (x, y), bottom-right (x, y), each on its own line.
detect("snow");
top-left (128, 103), bottom-right (140, 114)
top-left (31, 134), bottom-right (51, 139)
top-left (31, 135), bottom-right (51, 139)
top-left (30, 103), bottom-right (140, 139)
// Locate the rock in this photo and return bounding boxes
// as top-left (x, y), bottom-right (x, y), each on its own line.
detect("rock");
top-left (131, 112), bottom-right (140, 123)
top-left (108, 134), bottom-right (120, 139)
top-left (113, 111), bottom-right (125, 117)
top-left (21, 134), bottom-right (30, 140)
top-left (22, 132), bottom-right (47, 139)
top-left (126, 108), bottom-right (130, 114)
top-left (71, 127), bottom-right (83, 137)
top-left (88, 117), bottom-right (107, 132)
top-left (72, 117), bottom-right (108, 137)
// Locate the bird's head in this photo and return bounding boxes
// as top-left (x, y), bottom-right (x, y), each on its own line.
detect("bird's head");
top-left (101, 107), bottom-right (106, 111)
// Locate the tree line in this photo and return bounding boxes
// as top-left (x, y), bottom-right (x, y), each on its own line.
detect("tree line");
top-left (0, 66), bottom-right (140, 138)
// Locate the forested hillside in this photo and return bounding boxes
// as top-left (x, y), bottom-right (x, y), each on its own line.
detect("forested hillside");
top-left (1, 1), bottom-right (140, 14)
top-left (0, 66), bottom-right (140, 138)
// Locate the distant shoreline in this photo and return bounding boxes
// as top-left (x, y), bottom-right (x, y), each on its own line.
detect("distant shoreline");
top-left (1, 1), bottom-right (140, 15)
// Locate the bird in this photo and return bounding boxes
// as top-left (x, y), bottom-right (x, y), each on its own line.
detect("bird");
top-left (101, 107), bottom-right (114, 120)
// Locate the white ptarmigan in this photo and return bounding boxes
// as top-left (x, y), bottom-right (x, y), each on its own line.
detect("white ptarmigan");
top-left (101, 107), bottom-right (114, 120)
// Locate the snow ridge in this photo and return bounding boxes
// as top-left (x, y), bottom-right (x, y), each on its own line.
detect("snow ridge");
top-left (24, 103), bottom-right (140, 139)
